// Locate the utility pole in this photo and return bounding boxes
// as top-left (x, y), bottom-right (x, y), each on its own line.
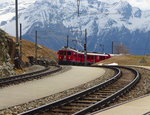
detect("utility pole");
top-left (35, 30), bottom-right (38, 62)
top-left (112, 41), bottom-right (114, 54)
top-left (84, 29), bottom-right (87, 66)
top-left (77, 0), bottom-right (80, 17)
top-left (20, 23), bottom-right (22, 60)
top-left (15, 0), bottom-right (19, 45)
top-left (67, 35), bottom-right (69, 48)
top-left (14, 0), bottom-right (21, 68)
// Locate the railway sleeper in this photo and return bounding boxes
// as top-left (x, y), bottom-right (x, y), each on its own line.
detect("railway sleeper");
top-left (81, 98), bottom-right (100, 102)
top-left (74, 100), bottom-right (96, 104)
top-left (89, 94), bottom-right (109, 98)
top-left (97, 90), bottom-right (116, 93)
top-left (43, 113), bottom-right (59, 115)
top-left (96, 92), bottom-right (114, 95)
top-left (93, 93), bottom-right (111, 97)
top-left (104, 86), bottom-right (123, 90)
top-left (99, 88), bottom-right (117, 92)
top-left (88, 93), bottom-right (102, 96)
top-left (87, 95), bottom-right (103, 98)
top-left (51, 107), bottom-right (80, 112)
top-left (69, 103), bottom-right (89, 107)
top-left (60, 106), bottom-right (82, 111)
top-left (62, 105), bottom-right (85, 110)
top-left (49, 109), bottom-right (75, 114)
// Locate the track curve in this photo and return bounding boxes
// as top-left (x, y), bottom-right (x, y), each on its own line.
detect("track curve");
top-left (19, 66), bottom-right (140, 115)
top-left (0, 65), bottom-right (62, 87)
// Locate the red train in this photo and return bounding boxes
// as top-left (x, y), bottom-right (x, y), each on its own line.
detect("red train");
top-left (58, 47), bottom-right (111, 65)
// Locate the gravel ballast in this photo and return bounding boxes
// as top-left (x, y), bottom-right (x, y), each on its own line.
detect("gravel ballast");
top-left (0, 66), bottom-right (111, 115)
top-left (1, 66), bottom-right (149, 115)
top-left (95, 66), bottom-right (150, 115)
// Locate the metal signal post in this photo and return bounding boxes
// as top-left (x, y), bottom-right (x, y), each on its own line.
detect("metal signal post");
top-left (77, 0), bottom-right (80, 17)
top-left (84, 29), bottom-right (87, 66)
top-left (20, 23), bottom-right (22, 60)
top-left (14, 0), bottom-right (22, 68)
top-left (15, 0), bottom-right (19, 44)
top-left (35, 30), bottom-right (38, 62)
top-left (112, 41), bottom-right (114, 54)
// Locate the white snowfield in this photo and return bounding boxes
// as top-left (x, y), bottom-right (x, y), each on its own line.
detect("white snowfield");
top-left (1, 0), bottom-right (150, 37)
top-left (0, 66), bottom-right (105, 109)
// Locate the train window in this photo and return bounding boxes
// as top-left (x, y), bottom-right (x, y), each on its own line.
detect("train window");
top-left (100, 56), bottom-right (105, 60)
top-left (67, 51), bottom-right (72, 55)
top-left (59, 51), bottom-right (66, 55)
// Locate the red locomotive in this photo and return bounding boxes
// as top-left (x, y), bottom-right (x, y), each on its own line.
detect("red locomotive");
top-left (58, 46), bottom-right (111, 65)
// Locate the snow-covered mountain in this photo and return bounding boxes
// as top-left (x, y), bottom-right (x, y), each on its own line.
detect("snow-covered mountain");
top-left (1, 0), bottom-right (150, 55)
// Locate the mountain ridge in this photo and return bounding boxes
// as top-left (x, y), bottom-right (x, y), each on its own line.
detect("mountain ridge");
top-left (0, 0), bottom-right (150, 55)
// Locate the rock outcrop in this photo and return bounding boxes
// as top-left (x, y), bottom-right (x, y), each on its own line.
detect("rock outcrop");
top-left (0, 29), bottom-right (16, 78)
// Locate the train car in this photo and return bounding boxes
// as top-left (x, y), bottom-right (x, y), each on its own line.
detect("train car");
top-left (58, 47), bottom-right (111, 65)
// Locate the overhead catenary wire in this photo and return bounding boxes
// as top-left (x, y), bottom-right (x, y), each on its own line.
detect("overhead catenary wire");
top-left (28, 30), bottom-right (81, 42)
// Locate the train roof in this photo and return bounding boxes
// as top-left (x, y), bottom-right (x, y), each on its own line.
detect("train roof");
top-left (59, 47), bottom-right (110, 56)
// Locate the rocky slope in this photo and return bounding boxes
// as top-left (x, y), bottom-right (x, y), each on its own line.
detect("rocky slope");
top-left (0, 29), bottom-right (16, 77)
top-left (0, 29), bottom-right (57, 77)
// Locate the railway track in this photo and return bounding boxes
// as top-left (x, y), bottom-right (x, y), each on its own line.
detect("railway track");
top-left (19, 66), bottom-right (140, 115)
top-left (0, 65), bottom-right (62, 87)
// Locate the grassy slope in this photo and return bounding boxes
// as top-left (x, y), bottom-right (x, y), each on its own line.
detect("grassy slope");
top-left (96, 55), bottom-right (150, 66)
top-left (4, 32), bottom-right (57, 63)
top-left (21, 39), bottom-right (57, 62)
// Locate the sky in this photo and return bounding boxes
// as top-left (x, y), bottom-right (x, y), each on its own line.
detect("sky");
top-left (100, 0), bottom-right (150, 10)
top-left (0, 0), bottom-right (150, 10)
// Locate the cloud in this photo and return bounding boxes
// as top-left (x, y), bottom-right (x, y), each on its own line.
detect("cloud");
top-left (128, 0), bottom-right (150, 10)
top-left (0, 0), bottom-right (150, 10)
top-left (99, 0), bottom-right (150, 10)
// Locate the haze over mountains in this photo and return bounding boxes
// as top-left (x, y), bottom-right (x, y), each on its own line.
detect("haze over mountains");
top-left (0, 0), bottom-right (150, 55)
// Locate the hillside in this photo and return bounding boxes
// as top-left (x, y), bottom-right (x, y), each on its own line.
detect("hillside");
top-left (0, 29), bottom-right (57, 76)
top-left (22, 39), bottom-right (57, 63)
top-left (8, 35), bottom-right (57, 63)
top-left (96, 55), bottom-right (150, 66)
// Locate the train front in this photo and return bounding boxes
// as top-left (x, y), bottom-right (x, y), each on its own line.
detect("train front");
top-left (57, 47), bottom-right (74, 65)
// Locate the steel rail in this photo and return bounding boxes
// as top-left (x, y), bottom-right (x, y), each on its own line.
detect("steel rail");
top-left (74, 66), bottom-right (140, 115)
top-left (19, 66), bottom-right (121, 115)
top-left (0, 67), bottom-right (49, 82)
top-left (0, 65), bottom-right (62, 86)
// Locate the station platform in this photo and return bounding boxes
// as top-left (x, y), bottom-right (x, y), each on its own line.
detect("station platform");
top-left (95, 94), bottom-right (150, 115)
